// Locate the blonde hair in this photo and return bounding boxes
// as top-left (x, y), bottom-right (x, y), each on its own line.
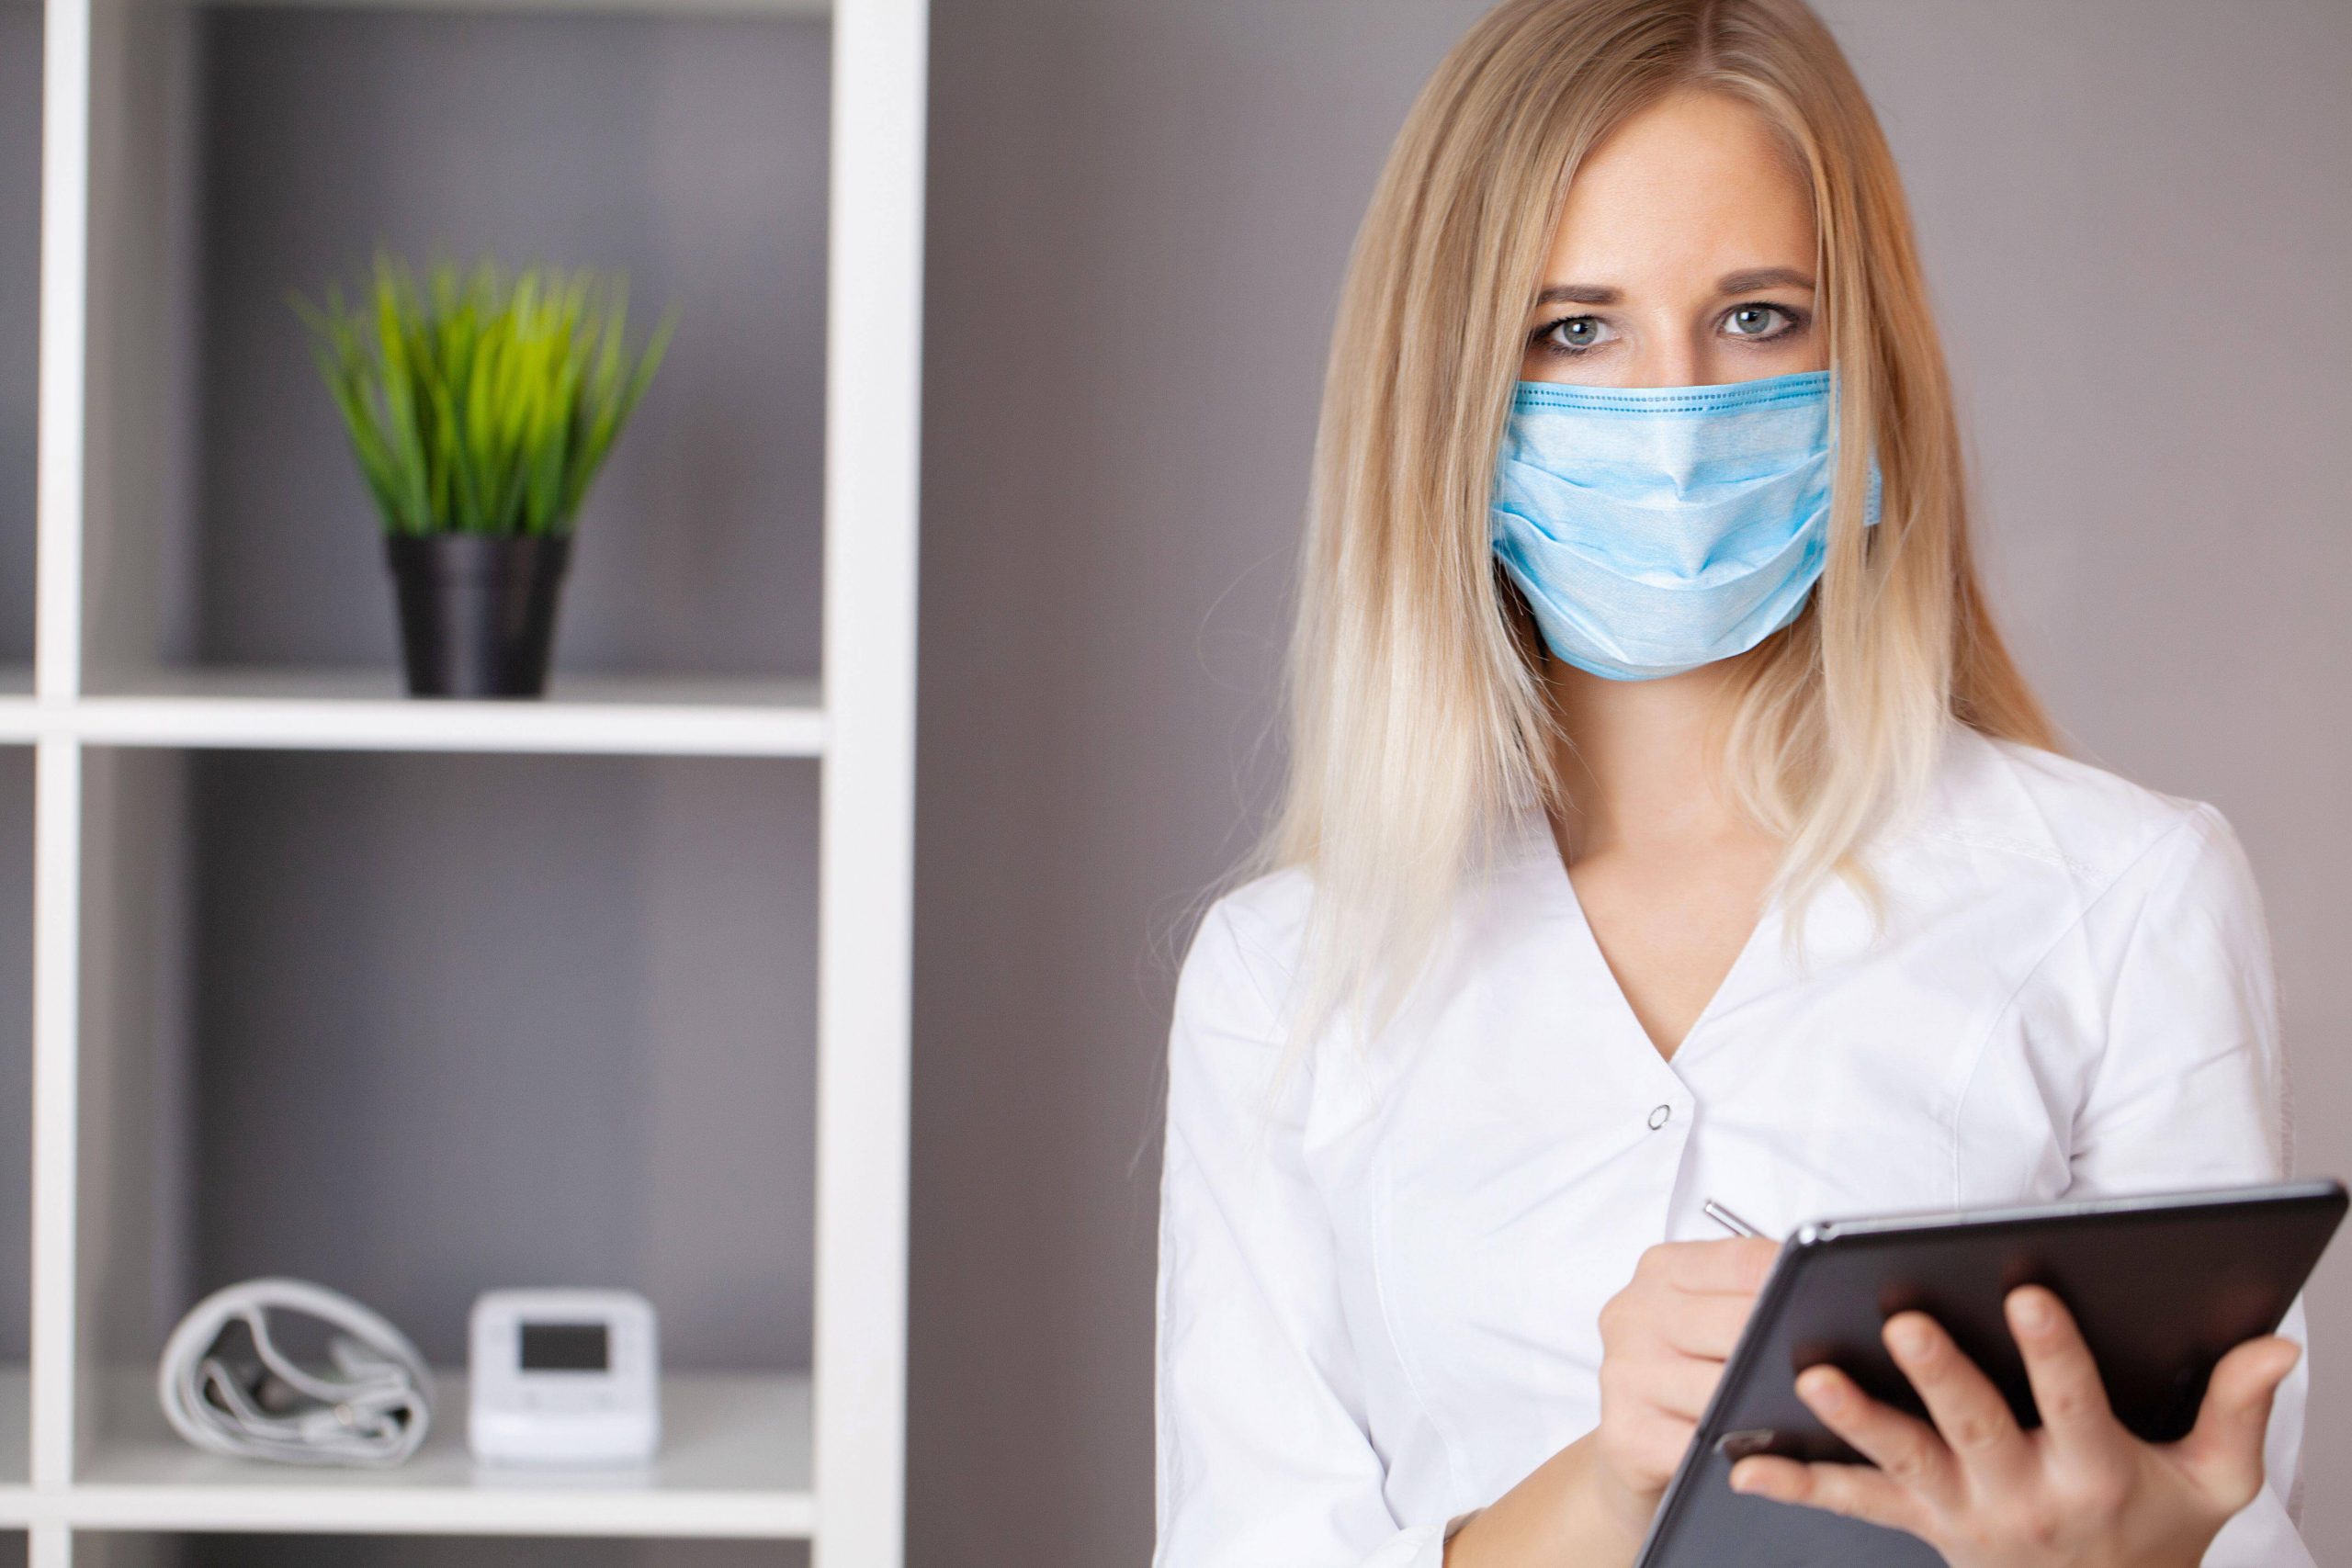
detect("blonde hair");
top-left (1247, 0), bottom-right (2057, 1065)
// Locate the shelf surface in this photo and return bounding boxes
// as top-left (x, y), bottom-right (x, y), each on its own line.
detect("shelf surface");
top-left (64, 668), bottom-right (825, 757)
top-left (74, 1367), bottom-right (814, 1536)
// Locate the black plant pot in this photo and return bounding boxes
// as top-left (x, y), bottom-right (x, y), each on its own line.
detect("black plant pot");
top-left (385, 533), bottom-right (571, 698)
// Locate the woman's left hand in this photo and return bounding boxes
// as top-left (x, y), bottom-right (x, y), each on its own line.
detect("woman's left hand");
top-left (1726, 1285), bottom-right (2301, 1568)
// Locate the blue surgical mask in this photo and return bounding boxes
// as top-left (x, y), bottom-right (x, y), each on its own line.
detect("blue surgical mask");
top-left (1488, 368), bottom-right (1882, 682)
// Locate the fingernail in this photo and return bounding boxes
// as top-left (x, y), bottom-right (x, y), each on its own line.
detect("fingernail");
top-left (1797, 1368), bottom-right (1844, 1409)
top-left (1730, 1461), bottom-right (1763, 1494)
top-left (1892, 1318), bottom-right (1932, 1357)
top-left (2011, 1289), bottom-right (2052, 1331)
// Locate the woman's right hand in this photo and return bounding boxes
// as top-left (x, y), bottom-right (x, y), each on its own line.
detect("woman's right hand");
top-left (1443, 1235), bottom-right (1780, 1567)
top-left (1588, 1237), bottom-right (1782, 1535)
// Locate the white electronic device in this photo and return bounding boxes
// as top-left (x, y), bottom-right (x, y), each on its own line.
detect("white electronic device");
top-left (468, 1288), bottom-right (661, 1468)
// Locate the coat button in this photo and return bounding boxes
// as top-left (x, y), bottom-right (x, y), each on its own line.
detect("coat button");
top-left (1647, 1103), bottom-right (1672, 1130)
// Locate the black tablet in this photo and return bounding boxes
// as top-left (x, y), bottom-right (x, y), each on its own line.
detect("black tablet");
top-left (1632, 1179), bottom-right (2347, 1568)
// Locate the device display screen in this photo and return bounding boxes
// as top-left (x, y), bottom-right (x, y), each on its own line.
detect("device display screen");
top-left (519, 1321), bottom-right (610, 1372)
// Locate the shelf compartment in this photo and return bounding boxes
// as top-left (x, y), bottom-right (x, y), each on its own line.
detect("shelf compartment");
top-left (72, 670), bottom-right (825, 757)
top-left (82, 3), bottom-right (831, 694)
top-left (72, 1368), bottom-right (810, 1537)
top-left (70, 748), bottom-right (820, 1528)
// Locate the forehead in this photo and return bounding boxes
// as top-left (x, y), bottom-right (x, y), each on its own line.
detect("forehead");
top-left (1542, 90), bottom-right (1816, 288)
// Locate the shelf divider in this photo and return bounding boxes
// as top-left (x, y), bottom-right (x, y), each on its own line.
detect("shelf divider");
top-left (34, 0), bottom-right (87, 702)
top-left (811, 0), bottom-right (925, 1563)
top-left (28, 741), bottom-right (81, 1495)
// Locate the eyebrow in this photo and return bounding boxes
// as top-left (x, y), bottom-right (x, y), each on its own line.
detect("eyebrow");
top-left (1717, 265), bottom-right (1815, 294)
top-left (1532, 265), bottom-right (1817, 307)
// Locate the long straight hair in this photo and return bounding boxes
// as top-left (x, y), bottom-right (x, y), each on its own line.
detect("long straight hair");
top-left (1248, 0), bottom-right (2057, 1068)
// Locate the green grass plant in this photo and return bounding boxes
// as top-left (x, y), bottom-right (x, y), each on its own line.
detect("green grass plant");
top-left (293, 254), bottom-right (677, 538)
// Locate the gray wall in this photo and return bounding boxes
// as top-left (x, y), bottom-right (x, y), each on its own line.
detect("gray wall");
top-left (908, 1), bottom-right (2352, 1563)
top-left (186, 750), bottom-right (817, 1370)
top-left (0, 3), bottom-right (37, 661)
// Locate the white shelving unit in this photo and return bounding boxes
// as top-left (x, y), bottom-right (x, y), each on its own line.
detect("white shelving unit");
top-left (7, 0), bottom-right (927, 1559)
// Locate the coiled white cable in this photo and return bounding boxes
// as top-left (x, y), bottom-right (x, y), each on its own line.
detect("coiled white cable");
top-left (157, 1277), bottom-right (435, 1467)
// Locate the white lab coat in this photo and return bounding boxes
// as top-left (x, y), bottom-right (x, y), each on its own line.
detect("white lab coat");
top-left (1153, 719), bottom-right (2310, 1567)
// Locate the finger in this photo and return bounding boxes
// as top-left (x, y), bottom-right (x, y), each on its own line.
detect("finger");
top-left (1729, 1455), bottom-right (1931, 1537)
top-left (1792, 1364), bottom-right (1964, 1509)
top-left (1651, 1237), bottom-right (1781, 1296)
top-left (1657, 1290), bottom-right (1762, 1360)
top-left (2006, 1286), bottom-right (2121, 1450)
top-left (1883, 1312), bottom-right (2034, 1485)
top-left (2177, 1335), bottom-right (2301, 1509)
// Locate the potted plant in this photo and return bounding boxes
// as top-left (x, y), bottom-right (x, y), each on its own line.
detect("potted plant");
top-left (294, 255), bottom-right (675, 697)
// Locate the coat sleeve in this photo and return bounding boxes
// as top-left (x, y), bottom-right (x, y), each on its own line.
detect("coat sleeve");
top-left (1153, 897), bottom-right (1451, 1568)
top-left (2066, 801), bottom-right (2312, 1568)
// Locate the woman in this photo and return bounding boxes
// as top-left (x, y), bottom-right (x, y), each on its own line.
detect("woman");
top-left (1151, 2), bottom-right (2311, 1565)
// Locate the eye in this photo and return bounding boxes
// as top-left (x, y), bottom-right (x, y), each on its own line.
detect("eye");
top-left (1724, 303), bottom-right (1804, 341)
top-left (1532, 315), bottom-right (1612, 356)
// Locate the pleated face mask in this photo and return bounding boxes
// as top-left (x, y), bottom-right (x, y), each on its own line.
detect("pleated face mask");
top-left (1488, 368), bottom-right (1883, 682)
